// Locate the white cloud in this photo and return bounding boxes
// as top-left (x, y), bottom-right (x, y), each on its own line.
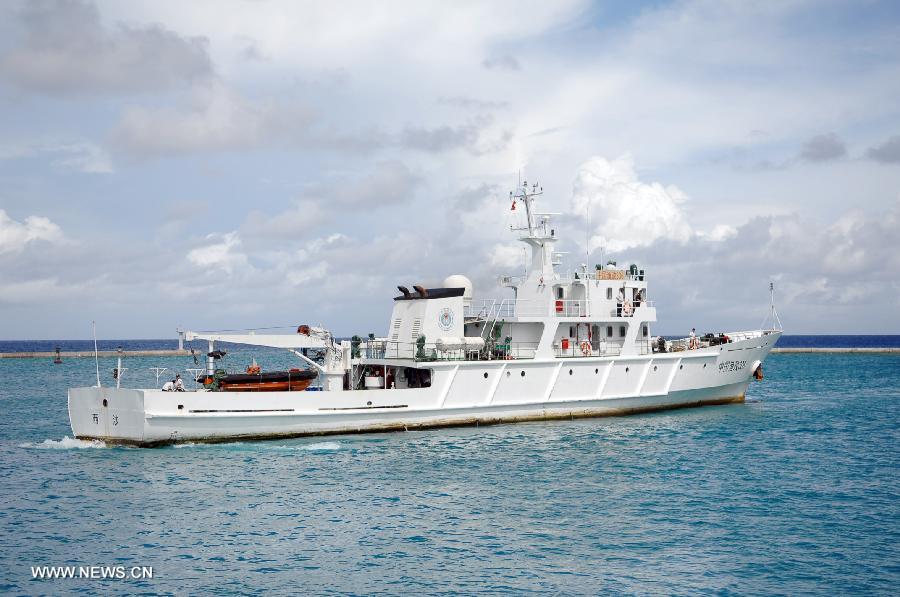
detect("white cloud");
top-left (0, 0), bottom-right (211, 95)
top-left (571, 155), bottom-right (693, 252)
top-left (114, 80), bottom-right (312, 156)
top-left (286, 263), bottom-right (328, 286)
top-left (0, 141), bottom-right (113, 174)
top-left (309, 160), bottom-right (421, 206)
top-left (186, 231), bottom-right (249, 274)
top-left (698, 224), bottom-right (737, 242)
top-left (0, 210), bottom-right (64, 255)
top-left (54, 143), bottom-right (114, 174)
top-left (243, 199), bottom-right (327, 240)
top-left (489, 243), bottom-right (526, 269)
top-left (4, 0), bottom-right (900, 337)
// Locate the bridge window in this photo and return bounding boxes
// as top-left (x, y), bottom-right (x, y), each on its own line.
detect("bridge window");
top-left (569, 326), bottom-right (575, 337)
top-left (556, 287), bottom-right (564, 299)
top-left (606, 288), bottom-right (612, 299)
top-left (607, 326), bottom-right (613, 337)
top-left (619, 325), bottom-right (626, 337)
top-left (643, 325), bottom-right (648, 337)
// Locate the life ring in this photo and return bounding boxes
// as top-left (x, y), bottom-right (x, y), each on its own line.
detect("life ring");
top-left (580, 341), bottom-right (591, 356)
top-left (752, 360), bottom-right (763, 380)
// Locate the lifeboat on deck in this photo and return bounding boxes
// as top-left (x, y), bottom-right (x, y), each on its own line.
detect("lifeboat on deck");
top-left (209, 368), bottom-right (318, 392)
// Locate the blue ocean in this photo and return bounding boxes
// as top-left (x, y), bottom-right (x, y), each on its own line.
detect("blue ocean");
top-left (1, 339), bottom-right (898, 594)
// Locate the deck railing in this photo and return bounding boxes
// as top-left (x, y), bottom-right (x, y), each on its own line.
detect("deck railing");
top-left (364, 339), bottom-right (539, 361)
top-left (553, 343), bottom-right (623, 358)
top-left (662, 329), bottom-right (771, 352)
top-left (464, 299), bottom-right (545, 319)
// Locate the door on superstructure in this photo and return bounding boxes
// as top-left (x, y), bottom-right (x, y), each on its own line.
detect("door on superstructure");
top-left (569, 282), bottom-right (587, 317)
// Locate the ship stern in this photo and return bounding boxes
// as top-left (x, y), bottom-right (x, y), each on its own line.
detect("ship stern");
top-left (68, 387), bottom-right (146, 444)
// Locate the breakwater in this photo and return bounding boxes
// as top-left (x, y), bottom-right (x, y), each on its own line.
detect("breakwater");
top-left (0, 349), bottom-right (192, 359)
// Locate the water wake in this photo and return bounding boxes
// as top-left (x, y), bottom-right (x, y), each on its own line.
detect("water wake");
top-left (19, 437), bottom-right (107, 450)
top-left (298, 441), bottom-right (341, 451)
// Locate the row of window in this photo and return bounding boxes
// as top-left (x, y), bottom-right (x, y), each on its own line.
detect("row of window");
top-left (557, 287), bottom-right (645, 300)
top-left (567, 325), bottom-right (650, 338)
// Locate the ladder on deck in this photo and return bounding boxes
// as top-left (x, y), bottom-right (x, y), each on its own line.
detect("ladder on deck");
top-left (475, 299), bottom-right (506, 359)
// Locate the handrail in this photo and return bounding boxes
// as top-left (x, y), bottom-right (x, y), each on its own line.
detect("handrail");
top-left (363, 339), bottom-right (539, 361)
top-left (466, 298), bottom-right (658, 319)
top-left (662, 329), bottom-right (769, 352)
top-left (464, 299), bottom-right (544, 319)
top-left (553, 342), bottom-right (623, 358)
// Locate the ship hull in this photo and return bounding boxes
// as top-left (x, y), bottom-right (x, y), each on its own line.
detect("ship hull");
top-left (69, 333), bottom-right (778, 446)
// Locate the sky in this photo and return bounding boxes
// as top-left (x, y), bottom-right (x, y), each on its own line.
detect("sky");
top-left (1, 0), bottom-right (899, 339)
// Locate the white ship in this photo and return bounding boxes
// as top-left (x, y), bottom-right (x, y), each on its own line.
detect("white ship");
top-left (69, 181), bottom-right (781, 446)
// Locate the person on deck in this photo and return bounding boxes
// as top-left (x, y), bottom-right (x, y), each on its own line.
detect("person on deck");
top-left (689, 328), bottom-right (698, 350)
top-left (162, 379), bottom-right (175, 391)
top-left (174, 374), bottom-right (185, 392)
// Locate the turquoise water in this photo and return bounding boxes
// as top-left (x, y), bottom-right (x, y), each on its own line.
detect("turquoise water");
top-left (1, 352), bottom-right (898, 594)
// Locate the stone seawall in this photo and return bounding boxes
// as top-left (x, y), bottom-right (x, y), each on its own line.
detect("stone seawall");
top-left (0, 350), bottom-right (192, 359)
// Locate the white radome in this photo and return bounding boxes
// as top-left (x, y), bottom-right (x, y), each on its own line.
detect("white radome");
top-left (443, 274), bottom-right (473, 304)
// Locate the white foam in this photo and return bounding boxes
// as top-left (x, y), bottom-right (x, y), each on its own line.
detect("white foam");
top-left (267, 441), bottom-right (342, 451)
top-left (301, 441), bottom-right (341, 451)
top-left (19, 436), bottom-right (107, 450)
top-left (173, 441), bottom-right (244, 449)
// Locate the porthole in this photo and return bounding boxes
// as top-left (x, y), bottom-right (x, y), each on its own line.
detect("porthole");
top-left (177, 404), bottom-right (184, 410)
top-left (653, 366), bottom-right (658, 371)
top-left (102, 399), bottom-right (108, 407)
top-left (703, 363), bottom-right (707, 368)
top-left (594, 368), bottom-right (599, 374)
top-left (367, 401), bottom-right (372, 406)
top-left (506, 371), bottom-right (511, 377)
top-left (520, 371), bottom-right (526, 377)
top-left (483, 372), bottom-right (489, 379)
top-left (679, 364), bottom-right (683, 370)
top-left (625, 367), bottom-right (630, 372)
top-left (569, 369), bottom-right (573, 375)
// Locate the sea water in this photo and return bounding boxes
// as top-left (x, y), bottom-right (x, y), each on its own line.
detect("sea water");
top-left (0, 347), bottom-right (898, 594)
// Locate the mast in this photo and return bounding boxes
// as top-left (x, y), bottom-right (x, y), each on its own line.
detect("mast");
top-left (762, 281), bottom-right (783, 331)
top-left (510, 180), bottom-right (558, 279)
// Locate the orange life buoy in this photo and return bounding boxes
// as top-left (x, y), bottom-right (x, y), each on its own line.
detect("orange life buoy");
top-left (580, 341), bottom-right (591, 356)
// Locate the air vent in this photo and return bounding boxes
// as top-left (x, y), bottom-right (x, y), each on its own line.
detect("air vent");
top-left (411, 318), bottom-right (422, 341)
top-left (390, 318), bottom-right (401, 341)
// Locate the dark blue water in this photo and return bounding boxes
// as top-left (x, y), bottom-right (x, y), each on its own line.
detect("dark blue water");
top-left (1, 351), bottom-right (898, 594)
top-left (775, 335), bottom-right (900, 348)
